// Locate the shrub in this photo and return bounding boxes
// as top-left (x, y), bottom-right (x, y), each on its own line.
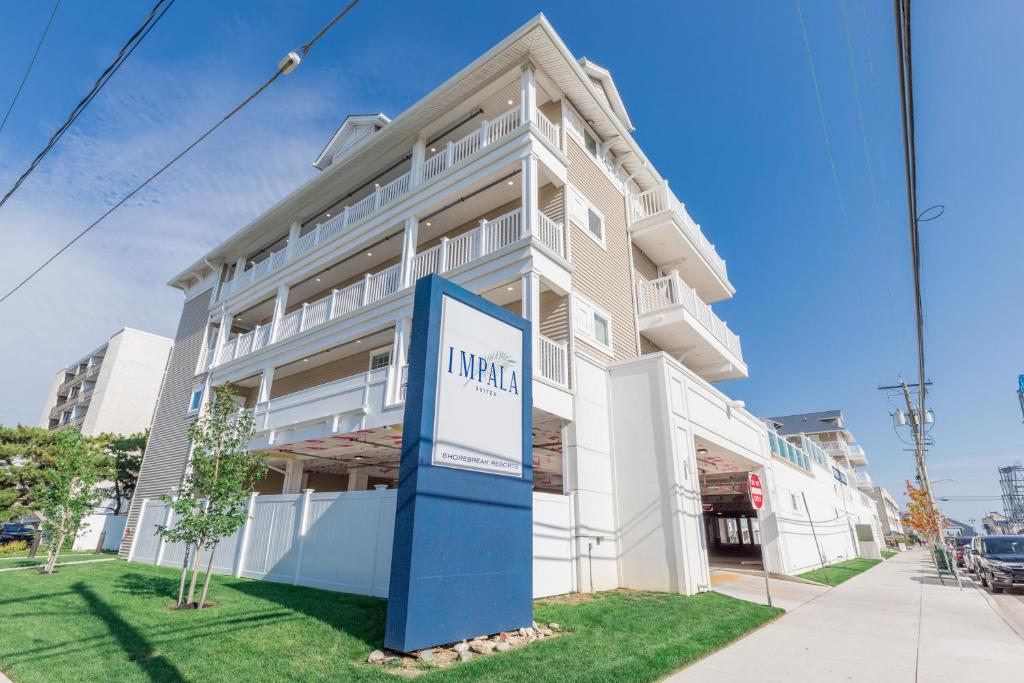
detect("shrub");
top-left (0, 540), bottom-right (29, 556)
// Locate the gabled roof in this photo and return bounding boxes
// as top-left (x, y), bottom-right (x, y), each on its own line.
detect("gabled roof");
top-left (767, 410), bottom-right (846, 436)
top-left (578, 58), bottom-right (634, 131)
top-left (313, 113), bottom-right (391, 170)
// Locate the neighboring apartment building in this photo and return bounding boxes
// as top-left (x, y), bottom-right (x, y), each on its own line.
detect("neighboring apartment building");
top-left (124, 16), bottom-right (882, 596)
top-left (982, 511), bottom-right (1022, 535)
top-left (39, 328), bottom-right (172, 437)
top-left (763, 410), bottom-right (885, 568)
top-left (863, 484), bottom-right (904, 540)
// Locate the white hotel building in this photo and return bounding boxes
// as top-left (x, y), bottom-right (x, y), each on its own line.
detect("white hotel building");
top-left (124, 16), bottom-right (883, 596)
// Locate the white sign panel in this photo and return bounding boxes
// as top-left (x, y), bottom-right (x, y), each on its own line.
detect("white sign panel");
top-left (432, 295), bottom-right (524, 477)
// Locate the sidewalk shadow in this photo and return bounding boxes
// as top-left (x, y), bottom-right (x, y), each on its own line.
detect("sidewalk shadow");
top-left (71, 581), bottom-right (185, 683)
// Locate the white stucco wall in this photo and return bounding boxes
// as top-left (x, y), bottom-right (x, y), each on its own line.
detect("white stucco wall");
top-left (83, 328), bottom-right (172, 436)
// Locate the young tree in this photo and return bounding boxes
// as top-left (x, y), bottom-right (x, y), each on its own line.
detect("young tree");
top-left (159, 385), bottom-right (265, 609)
top-left (36, 429), bottom-right (106, 573)
top-left (97, 430), bottom-right (147, 515)
top-left (904, 480), bottom-right (944, 540)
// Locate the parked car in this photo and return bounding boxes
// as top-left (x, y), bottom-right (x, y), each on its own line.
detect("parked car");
top-left (962, 545), bottom-right (976, 573)
top-left (972, 535), bottom-right (1024, 593)
top-left (0, 522), bottom-right (36, 545)
top-left (954, 545), bottom-right (965, 567)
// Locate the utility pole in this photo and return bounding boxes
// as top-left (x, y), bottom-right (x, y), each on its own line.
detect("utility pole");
top-left (879, 380), bottom-right (941, 533)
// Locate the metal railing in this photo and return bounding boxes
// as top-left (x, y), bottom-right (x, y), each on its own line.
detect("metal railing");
top-left (219, 104), bottom-right (535, 301)
top-left (635, 272), bottom-right (743, 360)
top-left (628, 181), bottom-right (728, 283)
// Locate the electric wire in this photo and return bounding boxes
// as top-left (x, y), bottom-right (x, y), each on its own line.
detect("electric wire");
top-left (0, 0), bottom-right (62, 136)
top-left (0, 0), bottom-right (362, 305)
top-left (0, 0), bottom-right (174, 210)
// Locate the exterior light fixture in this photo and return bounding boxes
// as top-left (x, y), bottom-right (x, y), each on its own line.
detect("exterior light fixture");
top-left (507, 180), bottom-right (514, 185)
top-left (326, 213), bottom-right (331, 218)
top-left (302, 358), bottom-right (309, 362)
top-left (366, 251), bottom-right (373, 257)
top-left (429, 147), bottom-right (436, 152)
top-left (315, 278), bottom-right (321, 282)
top-left (425, 222), bottom-right (432, 227)
top-left (354, 455), bottom-right (364, 461)
top-left (507, 99), bottom-right (514, 105)
top-left (356, 339), bottom-right (362, 344)
top-left (374, 183), bottom-right (380, 188)
top-left (506, 286), bottom-right (514, 291)
top-left (696, 447), bottom-right (708, 454)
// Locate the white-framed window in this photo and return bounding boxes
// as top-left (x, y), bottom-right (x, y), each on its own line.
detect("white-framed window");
top-left (369, 347), bottom-right (392, 371)
top-left (573, 294), bottom-right (613, 352)
top-left (188, 386), bottom-right (204, 413)
top-left (566, 185), bottom-right (605, 247)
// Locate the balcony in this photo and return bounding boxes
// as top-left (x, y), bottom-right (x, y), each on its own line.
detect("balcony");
top-left (628, 182), bottom-right (733, 303)
top-left (635, 272), bottom-right (746, 381)
top-left (217, 104), bottom-right (561, 303)
top-left (819, 440), bottom-right (869, 467)
top-left (855, 471), bottom-right (873, 490)
top-left (212, 208), bottom-right (566, 368)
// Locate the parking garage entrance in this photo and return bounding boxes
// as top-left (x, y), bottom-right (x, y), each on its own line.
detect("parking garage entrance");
top-left (696, 440), bottom-right (764, 572)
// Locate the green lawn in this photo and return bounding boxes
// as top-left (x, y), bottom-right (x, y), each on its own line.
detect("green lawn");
top-left (0, 552), bottom-right (114, 570)
top-left (797, 558), bottom-right (882, 586)
top-left (0, 560), bottom-right (780, 683)
top-left (881, 550), bottom-right (897, 560)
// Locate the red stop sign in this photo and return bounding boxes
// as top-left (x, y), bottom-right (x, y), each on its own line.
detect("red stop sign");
top-left (748, 472), bottom-right (764, 510)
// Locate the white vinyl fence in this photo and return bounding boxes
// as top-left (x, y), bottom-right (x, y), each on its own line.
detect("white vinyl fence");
top-left (129, 489), bottom-right (576, 599)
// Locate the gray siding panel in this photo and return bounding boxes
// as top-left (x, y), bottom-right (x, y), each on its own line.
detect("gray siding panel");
top-left (119, 289), bottom-right (212, 557)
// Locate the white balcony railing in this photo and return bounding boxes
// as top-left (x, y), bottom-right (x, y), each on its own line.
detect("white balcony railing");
top-left (219, 104), bottom-right (538, 302)
top-left (538, 335), bottom-right (568, 387)
top-left (533, 109), bottom-right (561, 149)
top-left (628, 181), bottom-right (728, 283)
top-left (635, 272), bottom-right (742, 360)
top-left (212, 208), bottom-right (565, 369)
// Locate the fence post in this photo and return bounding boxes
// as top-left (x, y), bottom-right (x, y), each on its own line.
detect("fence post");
top-left (155, 501), bottom-right (175, 567)
top-left (126, 498), bottom-right (147, 562)
top-left (293, 489), bottom-right (314, 586)
top-left (438, 237), bottom-right (450, 273)
top-left (234, 492), bottom-right (258, 578)
top-left (477, 219), bottom-right (488, 258)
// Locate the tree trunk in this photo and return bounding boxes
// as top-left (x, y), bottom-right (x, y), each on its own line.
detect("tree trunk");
top-left (177, 543), bottom-right (192, 607)
top-left (197, 541), bottom-right (219, 609)
top-left (44, 532), bottom-right (65, 574)
top-left (186, 542), bottom-right (204, 606)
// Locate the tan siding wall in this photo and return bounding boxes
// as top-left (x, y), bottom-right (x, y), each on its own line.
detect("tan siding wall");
top-left (121, 289), bottom-right (213, 557)
top-left (539, 183), bottom-right (564, 225)
top-left (254, 469), bottom-right (284, 494)
top-left (639, 335), bottom-right (662, 355)
top-left (539, 100), bottom-right (561, 123)
top-left (539, 291), bottom-right (569, 343)
top-left (269, 349), bottom-right (372, 399)
top-left (632, 243), bottom-right (659, 281)
top-left (566, 139), bottom-right (638, 360)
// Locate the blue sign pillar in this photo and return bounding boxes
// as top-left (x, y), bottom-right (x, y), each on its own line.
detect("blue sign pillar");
top-left (384, 275), bottom-right (533, 653)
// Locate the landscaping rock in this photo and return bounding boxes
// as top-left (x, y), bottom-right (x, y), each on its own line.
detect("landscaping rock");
top-left (539, 628), bottom-right (553, 637)
top-left (470, 640), bottom-right (494, 654)
top-left (548, 622), bottom-right (561, 631)
top-left (383, 656), bottom-right (402, 666)
top-left (457, 649), bottom-right (473, 663)
top-left (494, 641), bottom-right (511, 653)
top-left (453, 642), bottom-right (470, 654)
top-left (417, 649), bottom-right (434, 662)
top-left (367, 650), bottom-right (385, 664)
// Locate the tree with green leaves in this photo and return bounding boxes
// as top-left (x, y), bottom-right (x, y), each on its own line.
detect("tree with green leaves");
top-left (36, 429), bottom-right (106, 573)
top-left (0, 426), bottom-right (58, 523)
top-left (96, 430), bottom-right (147, 515)
top-left (160, 385), bottom-right (265, 609)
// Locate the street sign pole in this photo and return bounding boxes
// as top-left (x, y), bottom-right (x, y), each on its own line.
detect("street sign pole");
top-left (748, 472), bottom-right (771, 608)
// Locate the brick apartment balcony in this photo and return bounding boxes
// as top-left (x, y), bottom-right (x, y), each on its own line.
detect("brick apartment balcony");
top-left (635, 271), bottom-right (746, 381)
top-left (628, 181), bottom-right (733, 303)
top-left (216, 103), bottom-right (561, 303)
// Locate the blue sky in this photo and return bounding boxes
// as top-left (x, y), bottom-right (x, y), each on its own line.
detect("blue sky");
top-left (0, 1), bottom-right (1019, 527)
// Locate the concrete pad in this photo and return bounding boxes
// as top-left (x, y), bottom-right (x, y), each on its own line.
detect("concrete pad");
top-left (668, 549), bottom-right (1024, 682)
top-left (709, 567), bottom-right (828, 611)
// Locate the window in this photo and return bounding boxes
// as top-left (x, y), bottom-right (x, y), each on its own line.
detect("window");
top-left (369, 348), bottom-right (391, 371)
top-left (188, 387), bottom-right (204, 413)
top-left (573, 295), bottom-right (613, 352)
top-left (587, 206), bottom-right (604, 242)
top-left (566, 185), bottom-right (605, 247)
top-left (583, 128), bottom-right (599, 156)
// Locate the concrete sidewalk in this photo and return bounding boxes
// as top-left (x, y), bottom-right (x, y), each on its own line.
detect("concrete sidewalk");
top-left (709, 568), bottom-right (828, 611)
top-left (668, 549), bottom-right (1024, 682)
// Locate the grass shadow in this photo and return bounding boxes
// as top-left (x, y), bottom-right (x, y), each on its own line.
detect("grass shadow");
top-left (226, 577), bottom-right (386, 650)
top-left (113, 571), bottom-right (182, 600)
top-left (70, 581), bottom-right (186, 683)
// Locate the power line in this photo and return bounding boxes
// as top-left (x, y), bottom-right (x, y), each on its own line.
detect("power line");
top-left (0, 0), bottom-right (62, 136)
top-left (0, 0), bottom-right (174, 211)
top-left (0, 0), bottom-right (362, 305)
